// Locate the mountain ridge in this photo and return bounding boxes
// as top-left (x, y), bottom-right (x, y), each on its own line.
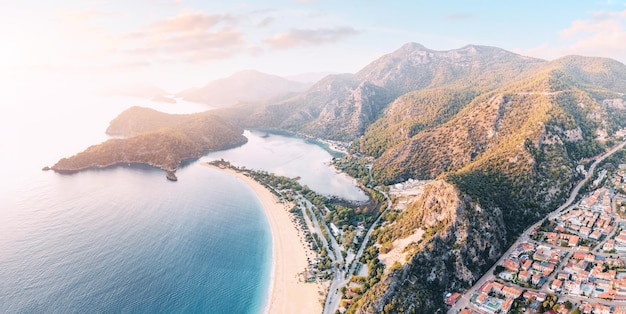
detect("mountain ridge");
top-left (177, 70), bottom-right (310, 107)
top-left (222, 43), bottom-right (546, 141)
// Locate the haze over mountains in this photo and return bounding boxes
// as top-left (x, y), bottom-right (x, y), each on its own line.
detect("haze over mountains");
top-left (177, 70), bottom-right (311, 107)
top-left (54, 42), bottom-right (626, 312)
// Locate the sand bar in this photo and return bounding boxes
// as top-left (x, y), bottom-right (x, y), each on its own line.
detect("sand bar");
top-left (204, 163), bottom-right (323, 314)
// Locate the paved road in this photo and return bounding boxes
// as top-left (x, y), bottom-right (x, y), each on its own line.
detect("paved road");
top-left (323, 188), bottom-right (393, 314)
top-left (449, 140), bottom-right (626, 313)
top-left (304, 200), bottom-right (338, 263)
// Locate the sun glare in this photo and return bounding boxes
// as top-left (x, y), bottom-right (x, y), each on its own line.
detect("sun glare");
top-left (0, 32), bottom-right (23, 68)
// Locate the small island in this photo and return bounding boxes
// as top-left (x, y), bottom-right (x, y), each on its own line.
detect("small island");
top-left (49, 106), bottom-right (247, 180)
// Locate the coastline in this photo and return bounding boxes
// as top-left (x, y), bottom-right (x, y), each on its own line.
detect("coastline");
top-left (203, 163), bottom-right (323, 314)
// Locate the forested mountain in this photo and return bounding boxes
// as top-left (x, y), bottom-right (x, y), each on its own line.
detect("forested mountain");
top-left (347, 53), bottom-right (626, 313)
top-left (52, 107), bottom-right (246, 174)
top-left (210, 43), bottom-right (626, 313)
top-left (227, 43), bottom-right (543, 141)
top-left (177, 70), bottom-right (309, 107)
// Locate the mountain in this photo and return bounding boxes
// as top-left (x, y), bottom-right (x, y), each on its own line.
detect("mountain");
top-left (284, 71), bottom-right (337, 83)
top-left (212, 43), bottom-right (626, 312)
top-left (345, 55), bottom-right (626, 313)
top-left (177, 70), bottom-right (309, 107)
top-left (51, 107), bottom-right (247, 177)
top-left (231, 43), bottom-right (544, 141)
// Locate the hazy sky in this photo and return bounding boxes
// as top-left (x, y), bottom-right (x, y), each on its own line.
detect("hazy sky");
top-left (3, 0), bottom-right (626, 91)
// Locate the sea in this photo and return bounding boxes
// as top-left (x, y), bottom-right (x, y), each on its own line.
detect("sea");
top-left (0, 88), bottom-right (366, 313)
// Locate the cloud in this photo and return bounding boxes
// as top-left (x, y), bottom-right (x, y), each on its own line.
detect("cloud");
top-left (122, 12), bottom-right (249, 64)
top-left (264, 26), bottom-right (359, 49)
top-left (257, 16), bottom-right (274, 28)
top-left (521, 9), bottom-right (626, 63)
top-left (147, 12), bottom-right (238, 33)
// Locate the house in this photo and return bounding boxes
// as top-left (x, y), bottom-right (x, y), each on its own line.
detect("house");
top-left (503, 259), bottom-right (519, 272)
top-left (579, 303), bottom-right (593, 314)
top-left (556, 271), bottom-right (569, 281)
top-left (534, 247), bottom-right (552, 262)
top-left (596, 279), bottom-right (612, 291)
top-left (521, 259), bottom-right (533, 271)
top-left (499, 271), bottom-right (514, 281)
top-left (475, 293), bottom-right (487, 304)
top-left (604, 239), bottom-right (615, 251)
top-left (568, 235), bottom-right (580, 247)
top-left (572, 271), bottom-right (590, 283)
top-left (501, 286), bottom-right (523, 299)
top-left (478, 282), bottom-right (493, 294)
top-left (518, 241), bottom-right (535, 253)
top-left (518, 270), bottom-right (531, 282)
top-left (616, 231), bottom-right (626, 244)
top-left (572, 251), bottom-right (588, 260)
top-left (557, 304), bottom-right (569, 314)
top-left (523, 290), bottom-right (546, 302)
top-left (590, 230), bottom-right (602, 241)
top-left (551, 279), bottom-right (563, 292)
top-left (532, 261), bottom-right (555, 274)
top-left (580, 226), bottom-right (592, 237)
top-left (594, 303), bottom-right (612, 314)
top-left (445, 292), bottom-right (461, 306)
top-left (501, 298), bottom-right (514, 313)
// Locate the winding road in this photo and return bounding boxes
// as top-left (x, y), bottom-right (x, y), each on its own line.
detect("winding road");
top-left (448, 140), bottom-right (626, 313)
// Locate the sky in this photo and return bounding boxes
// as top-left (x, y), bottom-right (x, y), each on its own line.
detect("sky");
top-left (2, 0), bottom-right (626, 92)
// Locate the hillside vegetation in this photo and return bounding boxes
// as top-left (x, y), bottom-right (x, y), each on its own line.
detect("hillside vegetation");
top-left (209, 44), bottom-right (626, 313)
top-left (344, 50), bottom-right (626, 313)
top-left (217, 43), bottom-right (543, 141)
top-left (52, 107), bottom-right (247, 173)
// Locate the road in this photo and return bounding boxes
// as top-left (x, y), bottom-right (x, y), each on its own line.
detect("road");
top-left (449, 140), bottom-right (626, 313)
top-left (323, 187), bottom-right (393, 314)
top-left (303, 200), bottom-right (338, 263)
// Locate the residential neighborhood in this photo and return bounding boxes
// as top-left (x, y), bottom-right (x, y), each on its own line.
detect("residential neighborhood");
top-left (451, 163), bottom-right (626, 313)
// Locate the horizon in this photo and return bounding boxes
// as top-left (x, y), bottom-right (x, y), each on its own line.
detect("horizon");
top-left (2, 1), bottom-right (626, 93)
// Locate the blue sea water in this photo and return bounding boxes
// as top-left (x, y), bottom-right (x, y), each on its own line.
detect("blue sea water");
top-left (0, 90), bottom-right (365, 313)
top-left (0, 165), bottom-right (272, 313)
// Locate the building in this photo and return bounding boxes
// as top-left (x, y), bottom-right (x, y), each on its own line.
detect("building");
top-left (519, 270), bottom-right (531, 282)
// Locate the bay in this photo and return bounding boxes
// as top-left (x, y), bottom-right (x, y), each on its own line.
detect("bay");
top-left (0, 91), bottom-right (364, 312)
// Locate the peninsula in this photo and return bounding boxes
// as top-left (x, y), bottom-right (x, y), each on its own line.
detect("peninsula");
top-left (50, 107), bottom-right (247, 179)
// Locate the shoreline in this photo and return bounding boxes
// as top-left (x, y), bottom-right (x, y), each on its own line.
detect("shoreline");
top-left (203, 163), bottom-right (323, 314)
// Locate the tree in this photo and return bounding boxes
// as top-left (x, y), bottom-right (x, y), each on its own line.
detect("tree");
top-left (494, 265), bottom-right (506, 275)
top-left (564, 300), bottom-right (572, 309)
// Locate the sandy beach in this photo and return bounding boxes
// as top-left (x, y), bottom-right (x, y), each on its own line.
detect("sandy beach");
top-left (204, 164), bottom-right (323, 314)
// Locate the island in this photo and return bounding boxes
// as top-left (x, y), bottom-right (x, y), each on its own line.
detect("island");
top-left (49, 106), bottom-right (247, 180)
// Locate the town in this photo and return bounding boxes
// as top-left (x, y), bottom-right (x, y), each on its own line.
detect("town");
top-left (450, 164), bottom-right (626, 313)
